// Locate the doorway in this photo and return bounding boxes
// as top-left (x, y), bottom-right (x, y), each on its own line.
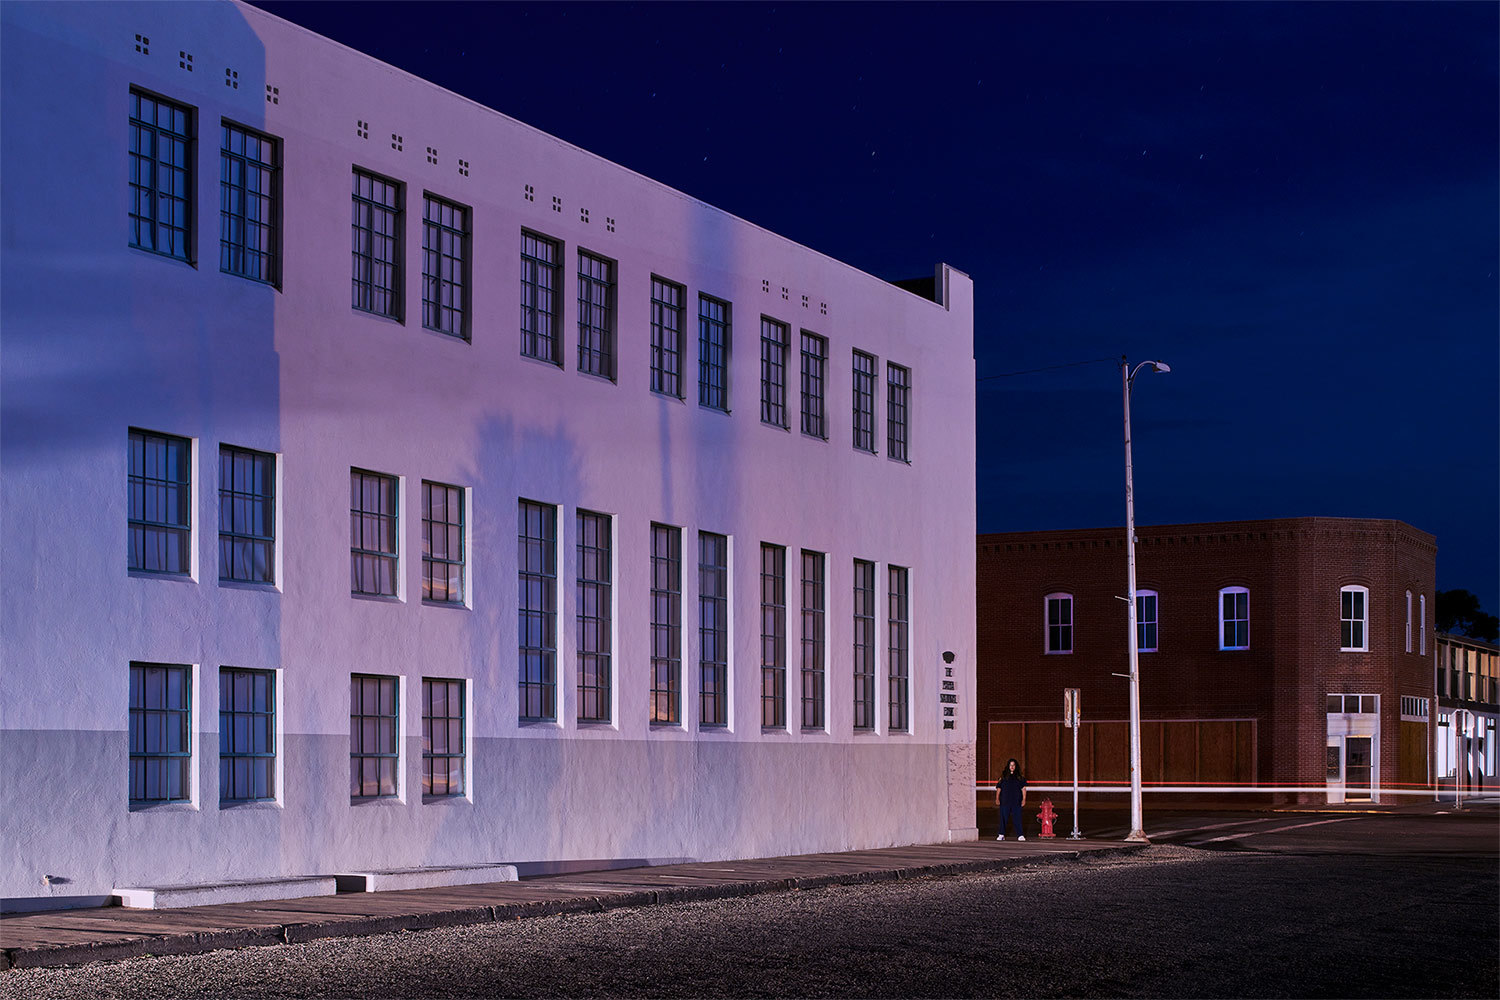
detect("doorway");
top-left (1344, 736), bottom-right (1372, 800)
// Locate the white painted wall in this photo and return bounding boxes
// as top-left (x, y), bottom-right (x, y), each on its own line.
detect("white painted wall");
top-left (0, 0), bottom-right (977, 905)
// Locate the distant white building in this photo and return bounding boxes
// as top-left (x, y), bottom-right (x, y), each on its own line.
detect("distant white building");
top-left (0, 1), bottom-right (976, 908)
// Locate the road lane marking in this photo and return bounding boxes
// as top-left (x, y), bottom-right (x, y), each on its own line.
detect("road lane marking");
top-left (1148, 818), bottom-right (1277, 840)
top-left (1198, 816), bottom-right (1363, 843)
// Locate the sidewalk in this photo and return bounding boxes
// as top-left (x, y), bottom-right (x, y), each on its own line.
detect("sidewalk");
top-left (0, 838), bottom-right (1136, 971)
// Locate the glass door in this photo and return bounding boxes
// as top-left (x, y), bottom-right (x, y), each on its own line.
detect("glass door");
top-left (1345, 736), bottom-right (1372, 800)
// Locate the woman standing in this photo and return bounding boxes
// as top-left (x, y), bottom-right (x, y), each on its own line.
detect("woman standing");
top-left (995, 757), bottom-right (1027, 841)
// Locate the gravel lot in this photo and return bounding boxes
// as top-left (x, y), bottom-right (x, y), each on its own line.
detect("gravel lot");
top-left (4, 845), bottom-right (1495, 999)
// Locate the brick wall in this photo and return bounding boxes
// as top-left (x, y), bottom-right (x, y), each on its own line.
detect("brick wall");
top-left (976, 517), bottom-right (1437, 800)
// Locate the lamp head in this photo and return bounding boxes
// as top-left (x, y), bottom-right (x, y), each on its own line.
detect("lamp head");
top-left (1150, 361), bottom-right (1171, 374)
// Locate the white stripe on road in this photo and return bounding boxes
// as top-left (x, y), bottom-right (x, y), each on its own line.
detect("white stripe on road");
top-left (1146, 818), bottom-right (1275, 840)
top-left (1198, 816), bottom-right (1363, 843)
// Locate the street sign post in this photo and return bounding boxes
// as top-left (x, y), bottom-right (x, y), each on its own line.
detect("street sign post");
top-left (1064, 688), bottom-right (1082, 839)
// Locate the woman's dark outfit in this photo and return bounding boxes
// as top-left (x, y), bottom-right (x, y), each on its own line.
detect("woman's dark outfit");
top-left (997, 773), bottom-right (1026, 838)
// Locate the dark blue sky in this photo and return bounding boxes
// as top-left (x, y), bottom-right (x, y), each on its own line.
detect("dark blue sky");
top-left (254, 1), bottom-right (1499, 610)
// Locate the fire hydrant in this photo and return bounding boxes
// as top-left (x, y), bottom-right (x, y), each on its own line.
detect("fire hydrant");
top-left (1038, 799), bottom-right (1058, 839)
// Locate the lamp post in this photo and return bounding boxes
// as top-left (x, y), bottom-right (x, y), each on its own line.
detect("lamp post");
top-left (1122, 355), bottom-right (1170, 843)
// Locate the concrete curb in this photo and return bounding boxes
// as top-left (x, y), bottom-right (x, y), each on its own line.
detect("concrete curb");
top-left (1, 846), bottom-right (1144, 971)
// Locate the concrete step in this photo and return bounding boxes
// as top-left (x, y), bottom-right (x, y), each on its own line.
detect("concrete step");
top-left (114, 875), bottom-right (337, 909)
top-left (334, 864), bottom-right (518, 893)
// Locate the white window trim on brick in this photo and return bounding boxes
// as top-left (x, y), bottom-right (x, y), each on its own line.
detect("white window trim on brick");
top-left (1045, 592), bottom-right (1073, 654)
top-left (1219, 586), bottom-right (1249, 651)
top-left (1340, 585), bottom-right (1370, 652)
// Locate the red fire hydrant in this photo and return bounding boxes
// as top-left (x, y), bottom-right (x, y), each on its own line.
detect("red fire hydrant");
top-left (1038, 799), bottom-right (1058, 839)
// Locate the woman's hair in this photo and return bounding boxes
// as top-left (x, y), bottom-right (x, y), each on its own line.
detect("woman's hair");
top-left (1004, 757), bottom-right (1023, 778)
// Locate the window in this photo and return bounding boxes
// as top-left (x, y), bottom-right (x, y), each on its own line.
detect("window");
top-left (760, 318), bottom-right (790, 428)
top-left (577, 510), bottom-right (612, 724)
top-left (518, 500), bottom-right (558, 721)
top-left (650, 277), bottom-right (685, 397)
top-left (422, 193), bottom-right (470, 338)
top-left (350, 674), bottom-right (398, 799)
top-left (1220, 587), bottom-right (1249, 650)
top-left (421, 481), bottom-right (464, 604)
top-left (699, 532), bottom-right (729, 728)
top-left (520, 231), bottom-right (561, 363)
top-left (130, 662), bottom-right (191, 805)
top-left (219, 446), bottom-right (274, 584)
top-left (1419, 594), bottom-right (1427, 655)
top-left (129, 429), bottom-right (191, 575)
top-left (650, 524), bottom-right (682, 725)
top-left (888, 566), bottom-right (910, 732)
top-left (422, 677), bottom-right (465, 797)
top-left (577, 250), bottom-right (616, 378)
top-left (1046, 594), bottom-right (1073, 654)
top-left (801, 550), bottom-right (826, 729)
top-left (852, 350), bottom-right (878, 452)
top-left (760, 544), bottom-right (786, 729)
top-left (129, 89), bottom-right (193, 260)
top-left (351, 168), bottom-right (403, 319)
top-left (887, 364), bottom-right (910, 462)
top-left (1341, 586), bottom-right (1369, 652)
top-left (1326, 693), bottom-right (1377, 715)
top-left (800, 332), bottom-right (828, 438)
top-left (1136, 590), bottom-right (1158, 653)
top-left (219, 667), bottom-right (274, 803)
top-left (1405, 591), bottom-right (1413, 653)
top-left (1400, 696), bottom-right (1429, 721)
top-left (853, 559), bottom-right (877, 730)
top-left (699, 295), bottom-right (730, 410)
top-left (219, 121), bottom-right (279, 284)
top-left (350, 470), bottom-right (398, 597)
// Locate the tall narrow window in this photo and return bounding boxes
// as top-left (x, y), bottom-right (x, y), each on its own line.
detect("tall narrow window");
top-left (129, 89), bottom-right (193, 260)
top-left (219, 121), bottom-right (278, 283)
top-left (1220, 587), bottom-right (1250, 650)
top-left (760, 317), bottom-right (790, 428)
top-left (351, 168), bottom-right (402, 319)
top-left (852, 350), bottom-right (877, 452)
top-left (650, 277), bottom-right (685, 397)
top-left (422, 677), bottom-right (465, 797)
top-left (577, 250), bottom-right (616, 378)
top-left (520, 230), bottom-right (561, 363)
top-left (853, 559), bottom-right (876, 730)
top-left (699, 532), bottom-right (729, 728)
top-left (1398, 590), bottom-right (1410, 653)
top-left (422, 193), bottom-right (469, 338)
top-left (1341, 586), bottom-right (1369, 652)
top-left (350, 673), bottom-right (398, 799)
top-left (350, 470), bottom-right (398, 597)
top-left (650, 524), bottom-right (682, 725)
top-left (1046, 593), bottom-right (1074, 654)
top-left (800, 332), bottom-right (828, 438)
top-left (518, 500), bottom-right (558, 721)
top-left (421, 481), bottom-right (464, 604)
top-left (219, 667), bottom-right (275, 803)
top-left (577, 510), bottom-right (612, 724)
top-left (699, 295), bottom-right (730, 410)
top-left (219, 446), bottom-right (274, 584)
top-left (801, 550), bottom-right (826, 730)
top-left (1136, 590), bottom-right (1158, 653)
top-left (130, 662), bottom-right (191, 805)
top-left (887, 363), bottom-right (910, 462)
top-left (761, 544), bottom-right (787, 729)
top-left (1419, 594), bottom-right (1427, 655)
top-left (888, 566), bottom-right (910, 732)
top-left (129, 429), bottom-right (191, 575)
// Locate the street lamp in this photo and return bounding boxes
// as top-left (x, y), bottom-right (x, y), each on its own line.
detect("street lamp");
top-left (1122, 355), bottom-right (1170, 843)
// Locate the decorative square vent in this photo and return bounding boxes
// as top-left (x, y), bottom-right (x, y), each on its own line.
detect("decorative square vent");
top-left (781, 286), bottom-right (789, 301)
top-left (356, 120), bottom-right (368, 139)
top-left (761, 280), bottom-right (770, 294)
top-left (551, 196), bottom-right (562, 213)
top-left (524, 184), bottom-right (534, 203)
top-left (225, 68), bottom-right (239, 89)
top-left (426, 146), bottom-right (438, 165)
top-left (801, 295), bottom-right (809, 309)
top-left (580, 208), bottom-right (589, 224)
top-left (265, 84), bottom-right (279, 105)
top-left (605, 217), bottom-right (615, 233)
top-left (391, 133), bottom-right (403, 152)
top-left (134, 34), bottom-right (149, 55)
top-left (820, 302), bottom-right (827, 316)
top-left (179, 51), bottom-right (193, 72)
top-left (458, 158), bottom-right (469, 177)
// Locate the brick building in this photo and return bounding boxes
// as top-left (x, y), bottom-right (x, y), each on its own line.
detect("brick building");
top-left (977, 518), bottom-right (1437, 804)
top-left (1434, 632), bottom-right (1498, 793)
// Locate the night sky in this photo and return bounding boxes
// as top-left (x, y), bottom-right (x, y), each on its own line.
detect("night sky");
top-left (253, 1), bottom-right (1498, 611)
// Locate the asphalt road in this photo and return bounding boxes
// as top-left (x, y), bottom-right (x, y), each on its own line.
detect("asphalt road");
top-left (4, 809), bottom-right (1496, 1000)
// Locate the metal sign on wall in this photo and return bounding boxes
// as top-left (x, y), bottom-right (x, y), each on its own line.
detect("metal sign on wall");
top-left (941, 663), bottom-right (958, 730)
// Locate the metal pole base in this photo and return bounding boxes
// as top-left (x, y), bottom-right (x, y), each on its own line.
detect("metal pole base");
top-left (1125, 829), bottom-right (1151, 844)
top-left (1067, 831), bottom-right (1083, 840)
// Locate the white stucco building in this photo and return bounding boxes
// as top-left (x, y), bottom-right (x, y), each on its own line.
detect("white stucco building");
top-left (0, 1), bottom-right (976, 909)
